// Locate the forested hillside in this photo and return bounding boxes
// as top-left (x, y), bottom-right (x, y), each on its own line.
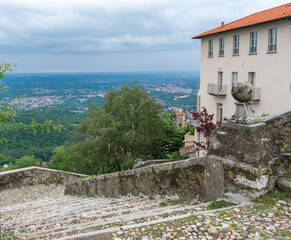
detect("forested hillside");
top-left (0, 108), bottom-right (85, 165)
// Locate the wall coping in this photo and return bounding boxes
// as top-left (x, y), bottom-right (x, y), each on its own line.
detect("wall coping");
top-left (0, 166), bottom-right (88, 178)
top-left (261, 108), bottom-right (291, 123)
top-left (222, 108), bottom-right (291, 130)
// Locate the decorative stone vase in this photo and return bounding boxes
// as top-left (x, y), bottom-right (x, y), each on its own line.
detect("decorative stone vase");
top-left (229, 82), bottom-right (259, 125)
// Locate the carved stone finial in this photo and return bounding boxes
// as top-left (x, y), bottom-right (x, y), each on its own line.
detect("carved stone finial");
top-left (229, 82), bottom-right (259, 125)
top-left (231, 82), bottom-right (253, 102)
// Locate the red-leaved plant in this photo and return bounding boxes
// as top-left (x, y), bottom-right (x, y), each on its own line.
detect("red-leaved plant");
top-left (191, 107), bottom-right (225, 150)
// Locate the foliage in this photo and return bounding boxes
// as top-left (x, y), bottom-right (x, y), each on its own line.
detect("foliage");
top-left (169, 151), bottom-right (181, 159)
top-left (3, 155), bottom-right (42, 171)
top-left (0, 62), bottom-right (17, 141)
top-left (258, 112), bottom-right (269, 117)
top-left (50, 82), bottom-right (166, 175)
top-left (1, 232), bottom-right (17, 240)
top-left (0, 62), bottom-right (65, 168)
top-left (159, 112), bottom-right (187, 158)
top-left (255, 189), bottom-right (290, 204)
top-left (0, 108), bottom-right (83, 164)
top-left (207, 200), bottom-right (236, 210)
top-left (189, 125), bottom-right (195, 135)
top-left (191, 107), bottom-right (222, 150)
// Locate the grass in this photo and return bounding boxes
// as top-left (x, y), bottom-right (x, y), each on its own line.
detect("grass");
top-left (2, 232), bottom-right (17, 240)
top-left (207, 200), bottom-right (236, 210)
top-left (255, 189), bottom-right (291, 205)
top-left (86, 194), bottom-right (95, 198)
top-left (167, 198), bottom-right (187, 205)
top-left (277, 230), bottom-right (291, 237)
top-left (158, 198), bottom-right (190, 207)
top-left (160, 202), bottom-right (168, 207)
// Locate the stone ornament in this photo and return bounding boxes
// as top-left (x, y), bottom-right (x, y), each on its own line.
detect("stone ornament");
top-left (229, 82), bottom-right (259, 125)
top-left (231, 82), bottom-right (253, 102)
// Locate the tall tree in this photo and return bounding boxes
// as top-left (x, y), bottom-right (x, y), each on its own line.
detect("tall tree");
top-left (51, 82), bottom-right (165, 174)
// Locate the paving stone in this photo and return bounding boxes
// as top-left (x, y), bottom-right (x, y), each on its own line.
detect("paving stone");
top-left (1, 184), bottom-right (290, 240)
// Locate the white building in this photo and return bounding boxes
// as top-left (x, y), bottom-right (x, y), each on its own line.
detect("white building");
top-left (193, 3), bottom-right (291, 122)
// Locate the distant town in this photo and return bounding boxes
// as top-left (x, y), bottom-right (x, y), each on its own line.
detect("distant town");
top-left (4, 78), bottom-right (198, 112)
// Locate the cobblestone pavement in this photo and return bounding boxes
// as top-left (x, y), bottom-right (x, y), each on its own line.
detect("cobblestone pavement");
top-left (0, 184), bottom-right (65, 207)
top-left (0, 185), bottom-right (290, 240)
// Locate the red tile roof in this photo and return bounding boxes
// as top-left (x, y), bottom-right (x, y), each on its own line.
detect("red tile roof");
top-left (179, 145), bottom-right (195, 156)
top-left (193, 3), bottom-right (291, 39)
top-left (176, 112), bottom-right (186, 116)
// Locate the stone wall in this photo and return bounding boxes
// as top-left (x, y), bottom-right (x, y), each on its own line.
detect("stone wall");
top-left (208, 108), bottom-right (291, 198)
top-left (65, 108), bottom-right (291, 201)
top-left (0, 167), bottom-right (88, 191)
top-left (65, 156), bottom-right (224, 201)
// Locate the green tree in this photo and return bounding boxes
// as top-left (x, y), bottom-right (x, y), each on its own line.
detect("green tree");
top-left (159, 112), bottom-right (187, 159)
top-left (50, 82), bottom-right (165, 175)
top-left (4, 155), bottom-right (42, 171)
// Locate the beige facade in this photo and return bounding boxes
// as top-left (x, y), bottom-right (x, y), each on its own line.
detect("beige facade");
top-left (183, 132), bottom-right (195, 147)
top-left (197, 18), bottom-right (291, 122)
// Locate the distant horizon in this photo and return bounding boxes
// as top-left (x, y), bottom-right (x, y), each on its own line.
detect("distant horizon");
top-left (6, 69), bottom-right (200, 75)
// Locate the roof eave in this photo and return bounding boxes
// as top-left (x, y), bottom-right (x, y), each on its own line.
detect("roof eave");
top-left (192, 17), bottom-right (290, 39)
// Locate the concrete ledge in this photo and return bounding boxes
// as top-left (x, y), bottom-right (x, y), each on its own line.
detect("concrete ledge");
top-left (0, 167), bottom-right (88, 191)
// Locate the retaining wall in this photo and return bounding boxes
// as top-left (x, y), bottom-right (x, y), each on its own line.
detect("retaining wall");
top-left (0, 167), bottom-right (88, 191)
top-left (65, 156), bottom-right (224, 201)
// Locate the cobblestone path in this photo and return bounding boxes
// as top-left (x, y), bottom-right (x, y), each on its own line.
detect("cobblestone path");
top-left (0, 185), bottom-right (290, 240)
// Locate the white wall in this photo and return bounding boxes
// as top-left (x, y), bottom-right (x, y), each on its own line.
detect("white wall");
top-left (197, 18), bottom-right (291, 122)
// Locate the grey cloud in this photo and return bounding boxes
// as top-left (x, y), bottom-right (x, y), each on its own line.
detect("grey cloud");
top-left (0, 0), bottom-right (288, 55)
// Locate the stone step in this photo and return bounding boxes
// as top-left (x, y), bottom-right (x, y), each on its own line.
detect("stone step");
top-left (1, 188), bottom-right (247, 240)
top-left (26, 202), bottom-right (210, 239)
top-left (3, 197), bottom-right (159, 227)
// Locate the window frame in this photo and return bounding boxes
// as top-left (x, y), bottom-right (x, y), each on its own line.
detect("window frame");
top-left (249, 31), bottom-right (258, 54)
top-left (232, 72), bottom-right (238, 86)
top-left (219, 37), bottom-right (224, 56)
top-left (248, 72), bottom-right (256, 86)
top-left (217, 103), bottom-right (223, 122)
top-left (268, 28), bottom-right (277, 52)
top-left (233, 35), bottom-right (240, 55)
top-left (208, 39), bottom-right (213, 57)
top-left (218, 71), bottom-right (223, 90)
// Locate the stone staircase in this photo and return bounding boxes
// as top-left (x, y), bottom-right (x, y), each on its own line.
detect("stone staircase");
top-left (0, 190), bottom-right (246, 240)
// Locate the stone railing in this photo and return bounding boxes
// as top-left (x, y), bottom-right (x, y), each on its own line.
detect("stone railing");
top-left (0, 167), bottom-right (88, 191)
top-left (65, 157), bottom-right (224, 201)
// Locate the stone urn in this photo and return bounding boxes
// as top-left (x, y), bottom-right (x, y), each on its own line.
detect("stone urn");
top-left (231, 82), bottom-right (253, 102)
top-left (229, 82), bottom-right (259, 125)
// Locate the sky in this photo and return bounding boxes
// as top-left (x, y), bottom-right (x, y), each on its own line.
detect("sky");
top-left (0, 0), bottom-right (290, 73)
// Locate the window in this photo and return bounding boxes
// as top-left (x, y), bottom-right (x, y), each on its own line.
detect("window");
top-left (268, 28), bottom-right (277, 52)
top-left (218, 72), bottom-right (223, 90)
top-left (232, 72), bottom-right (238, 86)
top-left (217, 103), bottom-right (223, 122)
top-left (233, 35), bottom-right (239, 55)
top-left (208, 40), bottom-right (213, 57)
top-left (249, 72), bottom-right (256, 86)
top-left (219, 37), bottom-right (224, 56)
top-left (250, 32), bottom-right (257, 53)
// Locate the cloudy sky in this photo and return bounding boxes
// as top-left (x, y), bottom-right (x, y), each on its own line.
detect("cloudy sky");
top-left (0, 0), bottom-right (289, 73)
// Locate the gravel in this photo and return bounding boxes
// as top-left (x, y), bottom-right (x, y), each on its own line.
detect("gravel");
top-left (0, 184), bottom-right (65, 207)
